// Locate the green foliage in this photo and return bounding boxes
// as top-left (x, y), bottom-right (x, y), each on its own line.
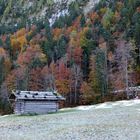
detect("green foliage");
top-left (54, 35), bottom-right (68, 59)
top-left (102, 8), bottom-right (114, 29)
top-left (0, 98), bottom-right (12, 115)
top-left (0, 39), bottom-right (3, 46)
top-left (30, 58), bottom-right (44, 68)
top-left (95, 49), bottom-right (106, 96)
top-left (41, 39), bottom-right (54, 63)
top-left (0, 57), bottom-right (5, 86)
top-left (80, 14), bottom-right (86, 27)
top-left (0, 0), bottom-right (140, 112)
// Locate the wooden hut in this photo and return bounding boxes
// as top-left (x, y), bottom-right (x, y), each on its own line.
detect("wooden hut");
top-left (11, 90), bottom-right (65, 115)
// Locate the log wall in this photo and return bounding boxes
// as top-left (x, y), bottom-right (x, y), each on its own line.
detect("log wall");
top-left (14, 100), bottom-right (59, 114)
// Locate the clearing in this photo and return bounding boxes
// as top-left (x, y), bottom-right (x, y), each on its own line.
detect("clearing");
top-left (0, 100), bottom-right (140, 140)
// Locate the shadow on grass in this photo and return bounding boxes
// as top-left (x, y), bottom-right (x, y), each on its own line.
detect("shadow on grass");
top-left (11, 108), bottom-right (79, 117)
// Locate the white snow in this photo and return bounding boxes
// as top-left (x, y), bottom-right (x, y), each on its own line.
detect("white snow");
top-left (76, 105), bottom-right (94, 110)
top-left (84, 0), bottom-right (100, 14)
top-left (49, 9), bottom-right (69, 26)
top-left (61, 99), bottom-right (140, 111)
top-left (95, 103), bottom-right (113, 109)
top-left (0, 115), bottom-right (9, 118)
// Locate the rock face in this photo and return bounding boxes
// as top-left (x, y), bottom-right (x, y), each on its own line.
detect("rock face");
top-left (0, 0), bottom-right (74, 24)
top-left (0, 0), bottom-right (99, 25)
top-left (84, 0), bottom-right (100, 15)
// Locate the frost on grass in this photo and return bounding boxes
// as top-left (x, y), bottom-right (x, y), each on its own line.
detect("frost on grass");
top-left (0, 100), bottom-right (140, 140)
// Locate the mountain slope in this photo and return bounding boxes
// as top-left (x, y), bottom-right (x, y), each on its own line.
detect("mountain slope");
top-left (0, 0), bottom-right (140, 114)
top-left (0, 0), bottom-right (86, 24)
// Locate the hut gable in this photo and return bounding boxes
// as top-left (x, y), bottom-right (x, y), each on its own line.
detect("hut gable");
top-left (12, 90), bottom-right (65, 115)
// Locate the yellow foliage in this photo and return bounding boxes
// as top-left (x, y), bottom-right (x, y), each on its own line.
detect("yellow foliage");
top-left (100, 7), bottom-right (107, 15)
top-left (10, 37), bottom-right (20, 50)
top-left (10, 29), bottom-right (27, 52)
top-left (28, 31), bottom-right (33, 36)
top-left (0, 48), bottom-right (6, 57)
top-left (114, 11), bottom-right (121, 21)
top-left (6, 72), bottom-right (16, 93)
top-left (116, 2), bottom-right (124, 11)
top-left (16, 28), bottom-right (26, 37)
top-left (17, 36), bottom-right (27, 51)
top-left (39, 53), bottom-right (47, 62)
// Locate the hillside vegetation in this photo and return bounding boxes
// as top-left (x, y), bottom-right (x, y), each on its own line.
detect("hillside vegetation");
top-left (0, 0), bottom-right (140, 113)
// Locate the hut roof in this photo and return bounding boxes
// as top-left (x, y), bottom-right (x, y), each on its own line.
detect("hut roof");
top-left (13, 90), bottom-right (65, 101)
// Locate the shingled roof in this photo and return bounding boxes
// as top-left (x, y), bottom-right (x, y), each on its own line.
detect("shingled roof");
top-left (13, 90), bottom-right (65, 101)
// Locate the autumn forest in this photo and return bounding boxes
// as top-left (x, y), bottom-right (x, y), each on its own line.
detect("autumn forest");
top-left (0, 0), bottom-right (140, 114)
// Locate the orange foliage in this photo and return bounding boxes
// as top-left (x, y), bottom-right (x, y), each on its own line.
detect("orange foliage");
top-left (52, 28), bottom-right (62, 40)
top-left (72, 15), bottom-right (81, 29)
top-left (1, 35), bottom-right (7, 43)
top-left (16, 28), bottom-right (26, 38)
top-left (80, 81), bottom-right (91, 94)
top-left (6, 70), bottom-right (16, 92)
top-left (17, 45), bottom-right (46, 66)
top-left (80, 81), bottom-right (94, 104)
top-left (55, 79), bottom-right (69, 95)
top-left (73, 47), bottom-right (83, 64)
top-left (55, 60), bottom-right (70, 95)
top-left (0, 48), bottom-right (7, 57)
top-left (29, 68), bottom-right (43, 91)
top-left (108, 51), bottom-right (113, 61)
top-left (4, 59), bottom-right (12, 74)
top-left (65, 26), bottom-right (76, 37)
top-left (136, 6), bottom-right (140, 13)
top-left (88, 12), bottom-right (99, 23)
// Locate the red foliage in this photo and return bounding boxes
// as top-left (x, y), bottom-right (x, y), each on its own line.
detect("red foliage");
top-left (17, 45), bottom-right (45, 66)
top-left (29, 67), bottom-right (43, 91)
top-left (73, 47), bottom-right (83, 64)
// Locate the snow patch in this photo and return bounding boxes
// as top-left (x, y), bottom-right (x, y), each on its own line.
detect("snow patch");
top-left (122, 100), bottom-right (140, 106)
top-left (95, 103), bottom-right (112, 109)
top-left (65, 99), bottom-right (140, 111)
top-left (49, 9), bottom-right (69, 26)
top-left (0, 115), bottom-right (9, 118)
top-left (60, 107), bottom-right (73, 111)
top-left (84, 0), bottom-right (100, 14)
top-left (76, 105), bottom-right (94, 110)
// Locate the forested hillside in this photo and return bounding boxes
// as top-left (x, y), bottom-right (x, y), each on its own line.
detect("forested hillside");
top-left (0, 0), bottom-right (140, 114)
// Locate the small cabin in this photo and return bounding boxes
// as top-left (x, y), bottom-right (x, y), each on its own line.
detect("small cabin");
top-left (11, 90), bottom-right (65, 115)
